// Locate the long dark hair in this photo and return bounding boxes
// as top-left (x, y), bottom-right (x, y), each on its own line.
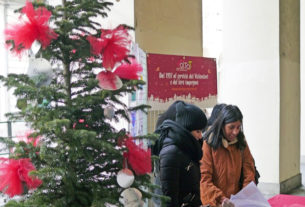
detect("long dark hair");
top-left (207, 103), bottom-right (227, 126)
top-left (204, 105), bottom-right (246, 150)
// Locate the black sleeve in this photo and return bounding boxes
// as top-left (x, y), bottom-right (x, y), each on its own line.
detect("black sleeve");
top-left (159, 145), bottom-right (182, 207)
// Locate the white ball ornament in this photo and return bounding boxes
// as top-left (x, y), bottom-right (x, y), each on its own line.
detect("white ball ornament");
top-left (27, 57), bottom-right (54, 87)
top-left (116, 168), bottom-right (135, 188)
top-left (96, 71), bottom-right (123, 90)
top-left (104, 106), bottom-right (115, 120)
top-left (119, 188), bottom-right (143, 207)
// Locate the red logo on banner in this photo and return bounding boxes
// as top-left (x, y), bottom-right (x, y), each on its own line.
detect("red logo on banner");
top-left (147, 53), bottom-right (217, 102)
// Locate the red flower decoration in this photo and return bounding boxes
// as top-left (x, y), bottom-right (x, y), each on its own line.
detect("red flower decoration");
top-left (123, 137), bottom-right (151, 175)
top-left (5, 1), bottom-right (58, 55)
top-left (16, 130), bottom-right (40, 147)
top-left (0, 158), bottom-right (42, 197)
top-left (73, 119), bottom-right (89, 129)
top-left (87, 26), bottom-right (131, 69)
top-left (113, 58), bottom-right (143, 80)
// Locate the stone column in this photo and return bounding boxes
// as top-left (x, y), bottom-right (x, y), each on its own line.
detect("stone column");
top-left (279, 0), bottom-right (301, 193)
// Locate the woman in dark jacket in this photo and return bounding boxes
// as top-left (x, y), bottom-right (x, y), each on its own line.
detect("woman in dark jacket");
top-left (154, 101), bottom-right (207, 207)
top-left (152, 101), bottom-right (183, 207)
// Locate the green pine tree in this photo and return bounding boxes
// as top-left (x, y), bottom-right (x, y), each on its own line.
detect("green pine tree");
top-left (0, 1), bottom-right (160, 206)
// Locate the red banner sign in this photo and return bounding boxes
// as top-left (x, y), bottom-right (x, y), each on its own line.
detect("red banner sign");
top-left (147, 53), bottom-right (217, 109)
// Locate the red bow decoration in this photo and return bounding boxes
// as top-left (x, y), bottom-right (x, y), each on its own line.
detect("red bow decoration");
top-left (5, 1), bottom-right (58, 56)
top-left (113, 58), bottom-right (143, 80)
top-left (96, 58), bottom-right (142, 90)
top-left (87, 26), bottom-right (131, 69)
top-left (123, 137), bottom-right (151, 175)
top-left (0, 158), bottom-right (42, 197)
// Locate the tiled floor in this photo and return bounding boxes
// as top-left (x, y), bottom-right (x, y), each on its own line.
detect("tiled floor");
top-left (264, 160), bottom-right (305, 199)
top-left (287, 161), bottom-right (305, 197)
top-left (255, 161), bottom-right (305, 201)
top-left (289, 185), bottom-right (305, 196)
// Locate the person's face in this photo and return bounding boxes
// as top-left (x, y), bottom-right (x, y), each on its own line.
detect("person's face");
top-left (191, 130), bottom-right (203, 140)
top-left (222, 120), bottom-right (241, 142)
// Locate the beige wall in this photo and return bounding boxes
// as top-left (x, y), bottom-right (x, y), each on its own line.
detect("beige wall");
top-left (134, 0), bottom-right (203, 133)
top-left (279, 0), bottom-right (301, 183)
top-left (135, 0), bottom-right (203, 57)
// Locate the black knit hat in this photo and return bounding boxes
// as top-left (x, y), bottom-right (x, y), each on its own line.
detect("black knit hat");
top-left (175, 102), bottom-right (207, 131)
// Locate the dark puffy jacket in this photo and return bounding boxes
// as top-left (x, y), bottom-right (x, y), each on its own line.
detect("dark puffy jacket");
top-left (155, 120), bottom-right (203, 207)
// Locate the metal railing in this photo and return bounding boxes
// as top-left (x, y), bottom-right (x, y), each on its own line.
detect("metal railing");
top-left (0, 120), bottom-right (27, 156)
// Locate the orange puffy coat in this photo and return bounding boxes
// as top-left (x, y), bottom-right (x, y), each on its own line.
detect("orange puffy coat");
top-left (200, 140), bottom-right (255, 207)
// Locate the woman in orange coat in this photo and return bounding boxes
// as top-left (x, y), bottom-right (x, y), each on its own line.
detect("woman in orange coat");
top-left (200, 105), bottom-right (255, 207)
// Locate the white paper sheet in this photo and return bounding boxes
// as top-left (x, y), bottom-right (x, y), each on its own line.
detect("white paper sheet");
top-left (230, 181), bottom-right (271, 207)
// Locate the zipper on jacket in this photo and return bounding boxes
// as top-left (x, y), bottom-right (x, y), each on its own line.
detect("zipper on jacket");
top-left (185, 162), bottom-right (194, 171)
top-left (181, 193), bottom-right (195, 207)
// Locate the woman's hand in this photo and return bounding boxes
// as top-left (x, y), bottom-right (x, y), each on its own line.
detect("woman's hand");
top-left (221, 198), bottom-right (235, 207)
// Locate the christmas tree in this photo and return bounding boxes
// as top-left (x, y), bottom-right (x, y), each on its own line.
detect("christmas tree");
top-left (0, 1), bottom-right (156, 206)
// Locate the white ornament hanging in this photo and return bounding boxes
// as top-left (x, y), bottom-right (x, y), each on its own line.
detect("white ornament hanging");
top-left (116, 168), bottom-right (135, 188)
top-left (104, 106), bottom-right (115, 120)
top-left (119, 188), bottom-right (143, 207)
top-left (30, 40), bottom-right (41, 55)
top-left (27, 57), bottom-right (53, 87)
top-left (96, 71), bottom-right (123, 90)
